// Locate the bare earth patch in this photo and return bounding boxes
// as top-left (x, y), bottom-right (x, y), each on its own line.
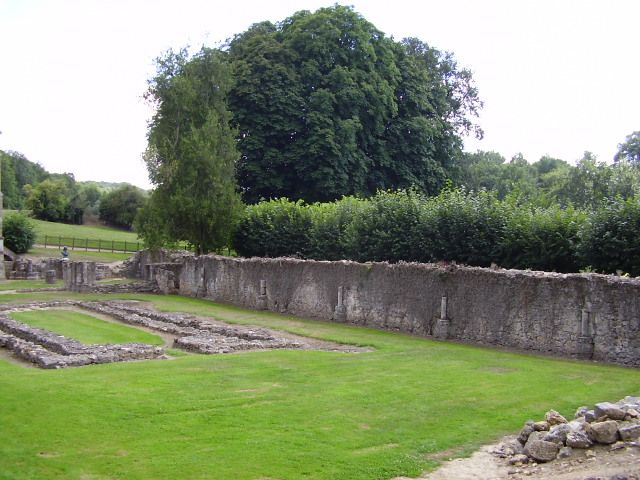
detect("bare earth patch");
top-left (394, 438), bottom-right (640, 480)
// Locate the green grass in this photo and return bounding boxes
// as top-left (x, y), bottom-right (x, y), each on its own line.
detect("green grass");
top-left (9, 309), bottom-right (164, 346)
top-left (1, 291), bottom-right (639, 480)
top-left (27, 217), bottom-right (139, 243)
top-left (0, 279), bottom-right (64, 291)
top-left (27, 247), bottom-right (132, 262)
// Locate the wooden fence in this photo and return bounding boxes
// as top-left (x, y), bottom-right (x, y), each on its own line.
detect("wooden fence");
top-left (42, 235), bottom-right (141, 253)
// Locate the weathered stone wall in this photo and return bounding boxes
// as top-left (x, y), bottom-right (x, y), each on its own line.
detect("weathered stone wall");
top-left (131, 250), bottom-right (640, 366)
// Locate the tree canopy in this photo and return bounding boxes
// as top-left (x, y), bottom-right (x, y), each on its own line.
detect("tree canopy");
top-left (227, 5), bottom-right (482, 203)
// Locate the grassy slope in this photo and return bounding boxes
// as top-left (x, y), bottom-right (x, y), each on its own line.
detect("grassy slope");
top-left (10, 309), bottom-right (164, 345)
top-left (28, 216), bottom-right (139, 243)
top-left (0, 292), bottom-right (639, 480)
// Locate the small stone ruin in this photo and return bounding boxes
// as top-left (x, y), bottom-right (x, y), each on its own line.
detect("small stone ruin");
top-left (491, 396), bottom-right (640, 473)
top-left (0, 300), bottom-right (367, 369)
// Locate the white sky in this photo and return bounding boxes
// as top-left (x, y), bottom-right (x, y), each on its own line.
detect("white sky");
top-left (1, 0), bottom-right (638, 190)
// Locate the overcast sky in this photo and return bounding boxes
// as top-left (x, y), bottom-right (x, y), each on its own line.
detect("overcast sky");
top-left (1, 0), bottom-right (638, 189)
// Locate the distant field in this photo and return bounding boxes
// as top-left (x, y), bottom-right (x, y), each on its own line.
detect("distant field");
top-left (4, 211), bottom-right (140, 243)
top-left (5, 210), bottom-right (142, 253)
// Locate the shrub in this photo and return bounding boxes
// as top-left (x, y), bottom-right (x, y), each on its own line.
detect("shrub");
top-left (501, 205), bottom-right (585, 272)
top-left (233, 198), bottom-right (312, 258)
top-left (3, 212), bottom-right (36, 254)
top-left (418, 189), bottom-right (506, 267)
top-left (307, 197), bottom-right (366, 260)
top-left (345, 190), bottom-right (424, 262)
top-left (577, 197), bottom-right (640, 275)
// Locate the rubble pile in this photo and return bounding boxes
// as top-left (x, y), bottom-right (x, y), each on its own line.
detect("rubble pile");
top-left (491, 396), bottom-right (640, 477)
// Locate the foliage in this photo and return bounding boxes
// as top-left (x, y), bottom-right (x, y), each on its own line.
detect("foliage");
top-left (233, 198), bottom-right (312, 258)
top-left (578, 197), bottom-right (640, 275)
top-left (454, 149), bottom-right (640, 209)
top-left (2, 211), bottom-right (36, 253)
top-left (418, 189), bottom-right (507, 266)
top-left (501, 205), bottom-right (584, 272)
top-left (99, 184), bottom-right (146, 230)
top-left (345, 190), bottom-right (423, 262)
top-left (614, 131), bottom-right (640, 164)
top-left (227, 5), bottom-right (481, 203)
top-left (307, 196), bottom-right (367, 260)
top-left (2, 293), bottom-right (640, 479)
top-left (24, 175), bottom-right (86, 224)
top-left (138, 47), bottom-right (242, 254)
top-left (0, 150), bottom-right (48, 209)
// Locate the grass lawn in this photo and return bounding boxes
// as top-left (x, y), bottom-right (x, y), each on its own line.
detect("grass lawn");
top-left (9, 309), bottom-right (164, 346)
top-left (1, 291), bottom-right (639, 480)
top-left (27, 246), bottom-right (132, 263)
top-left (0, 279), bottom-right (64, 291)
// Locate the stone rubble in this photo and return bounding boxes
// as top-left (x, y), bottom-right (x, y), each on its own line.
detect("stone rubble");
top-left (491, 396), bottom-right (640, 478)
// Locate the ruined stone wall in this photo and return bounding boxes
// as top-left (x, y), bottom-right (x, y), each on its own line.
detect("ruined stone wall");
top-left (133, 250), bottom-right (640, 366)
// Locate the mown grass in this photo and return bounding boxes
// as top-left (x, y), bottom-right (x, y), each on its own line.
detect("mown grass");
top-left (26, 217), bottom-right (139, 243)
top-left (0, 279), bottom-right (64, 291)
top-left (27, 247), bottom-right (132, 263)
top-left (0, 291), bottom-right (639, 480)
top-left (10, 309), bottom-right (164, 346)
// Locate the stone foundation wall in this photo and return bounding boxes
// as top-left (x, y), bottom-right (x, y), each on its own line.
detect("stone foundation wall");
top-left (131, 250), bottom-right (640, 367)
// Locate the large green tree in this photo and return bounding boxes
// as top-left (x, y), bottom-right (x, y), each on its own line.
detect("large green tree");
top-left (137, 48), bottom-right (242, 254)
top-left (227, 5), bottom-right (481, 203)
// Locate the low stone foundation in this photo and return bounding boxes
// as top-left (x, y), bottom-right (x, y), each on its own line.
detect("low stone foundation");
top-left (0, 303), bottom-right (165, 369)
top-left (0, 300), bottom-right (367, 368)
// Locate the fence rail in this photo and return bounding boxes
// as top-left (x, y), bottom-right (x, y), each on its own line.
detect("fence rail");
top-left (42, 235), bottom-right (141, 253)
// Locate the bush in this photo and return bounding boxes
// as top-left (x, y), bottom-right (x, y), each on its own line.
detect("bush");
top-left (307, 197), bottom-right (366, 260)
top-left (3, 212), bottom-right (36, 253)
top-left (501, 205), bottom-right (585, 272)
top-left (345, 190), bottom-right (423, 262)
top-left (418, 189), bottom-right (506, 267)
top-left (233, 198), bottom-right (312, 258)
top-left (578, 197), bottom-right (640, 275)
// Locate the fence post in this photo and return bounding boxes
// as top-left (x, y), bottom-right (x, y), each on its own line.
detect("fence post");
top-left (72, 237), bottom-right (75, 250)
top-left (58, 235), bottom-right (61, 248)
top-left (86, 238), bottom-right (89, 252)
top-left (124, 241), bottom-right (127, 253)
top-left (44, 235), bottom-right (48, 248)
top-left (112, 240), bottom-right (115, 253)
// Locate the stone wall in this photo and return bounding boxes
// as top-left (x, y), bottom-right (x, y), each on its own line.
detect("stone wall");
top-left (131, 250), bottom-right (640, 367)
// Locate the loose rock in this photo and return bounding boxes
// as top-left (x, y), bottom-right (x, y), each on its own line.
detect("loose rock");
top-left (588, 420), bottom-right (620, 444)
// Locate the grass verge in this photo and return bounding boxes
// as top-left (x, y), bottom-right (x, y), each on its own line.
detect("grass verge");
top-left (0, 291), bottom-right (639, 480)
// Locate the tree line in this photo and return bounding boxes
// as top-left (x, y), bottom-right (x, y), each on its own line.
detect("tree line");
top-left (0, 149), bottom-right (146, 229)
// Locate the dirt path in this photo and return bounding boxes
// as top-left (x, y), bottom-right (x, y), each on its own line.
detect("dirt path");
top-left (394, 439), bottom-right (640, 480)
